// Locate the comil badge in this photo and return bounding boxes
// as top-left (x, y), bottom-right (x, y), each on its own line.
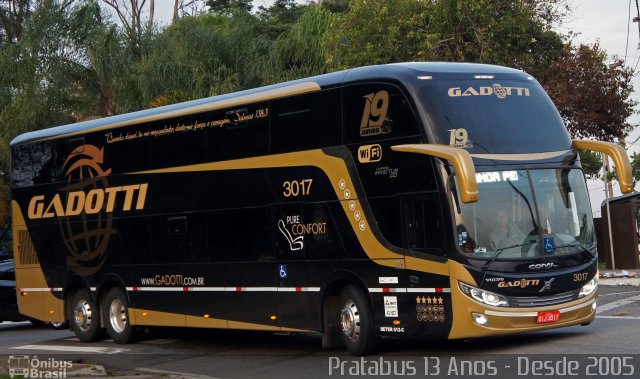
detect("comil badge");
top-left (357, 144), bottom-right (382, 163)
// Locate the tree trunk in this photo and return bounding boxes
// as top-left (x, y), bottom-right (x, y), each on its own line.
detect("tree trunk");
top-left (173, 0), bottom-right (179, 24)
top-left (148, 0), bottom-right (154, 30)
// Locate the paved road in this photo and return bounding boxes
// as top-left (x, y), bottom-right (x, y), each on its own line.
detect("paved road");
top-left (1, 285), bottom-right (639, 378)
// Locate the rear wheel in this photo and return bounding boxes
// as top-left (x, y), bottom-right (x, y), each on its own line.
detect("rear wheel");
top-left (104, 288), bottom-right (136, 344)
top-left (339, 285), bottom-right (379, 356)
top-left (70, 289), bottom-right (103, 342)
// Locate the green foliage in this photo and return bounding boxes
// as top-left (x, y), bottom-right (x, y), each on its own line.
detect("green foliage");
top-left (270, 6), bottom-right (334, 82)
top-left (0, 0), bottom-right (32, 45)
top-left (327, 0), bottom-right (430, 68)
top-left (206, 0), bottom-right (252, 15)
top-left (578, 149), bottom-right (603, 178)
top-left (540, 43), bottom-right (638, 142)
top-left (631, 152), bottom-right (640, 190)
top-left (319, 0), bottom-right (349, 14)
top-left (424, 0), bottom-right (564, 72)
top-left (257, 0), bottom-right (306, 39)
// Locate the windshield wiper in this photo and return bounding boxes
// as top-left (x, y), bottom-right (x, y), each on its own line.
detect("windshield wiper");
top-left (554, 242), bottom-right (595, 256)
top-left (482, 242), bottom-right (534, 272)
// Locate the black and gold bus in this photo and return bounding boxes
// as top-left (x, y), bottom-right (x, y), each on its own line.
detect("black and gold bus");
top-left (11, 62), bottom-right (632, 355)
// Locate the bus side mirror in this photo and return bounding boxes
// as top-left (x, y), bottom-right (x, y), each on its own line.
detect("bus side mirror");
top-left (572, 140), bottom-right (634, 194)
top-left (391, 144), bottom-right (479, 203)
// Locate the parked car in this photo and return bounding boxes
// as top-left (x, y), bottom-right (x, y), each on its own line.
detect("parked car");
top-left (0, 259), bottom-right (27, 323)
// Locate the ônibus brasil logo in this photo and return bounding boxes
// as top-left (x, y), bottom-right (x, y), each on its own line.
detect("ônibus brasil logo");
top-left (26, 144), bottom-right (148, 276)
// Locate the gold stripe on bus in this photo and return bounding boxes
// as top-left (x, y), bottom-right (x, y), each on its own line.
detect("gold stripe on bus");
top-left (130, 308), bottom-right (310, 332)
top-left (131, 150), bottom-right (449, 276)
top-left (11, 201), bottom-right (65, 322)
top-left (39, 82), bottom-right (321, 142)
top-left (470, 150), bottom-right (568, 161)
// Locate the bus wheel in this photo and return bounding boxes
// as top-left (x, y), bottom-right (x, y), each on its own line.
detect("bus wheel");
top-left (70, 289), bottom-right (103, 342)
top-left (339, 285), bottom-right (379, 355)
top-left (104, 288), bottom-right (135, 344)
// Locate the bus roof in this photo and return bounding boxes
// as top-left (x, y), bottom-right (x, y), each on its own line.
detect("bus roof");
top-left (10, 62), bottom-right (530, 146)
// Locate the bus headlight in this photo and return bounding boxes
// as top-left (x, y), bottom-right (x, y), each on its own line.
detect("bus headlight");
top-left (459, 282), bottom-right (509, 307)
top-left (578, 277), bottom-right (598, 298)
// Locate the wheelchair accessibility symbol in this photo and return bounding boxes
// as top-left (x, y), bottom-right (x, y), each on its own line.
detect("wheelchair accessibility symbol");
top-left (279, 264), bottom-right (288, 279)
top-left (543, 237), bottom-right (555, 255)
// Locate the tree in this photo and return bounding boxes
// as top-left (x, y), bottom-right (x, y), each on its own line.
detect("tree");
top-left (327, 0), bottom-right (430, 68)
top-left (269, 6), bottom-right (334, 82)
top-left (101, 0), bottom-right (153, 44)
top-left (0, 0), bottom-right (31, 45)
top-left (579, 149), bottom-right (603, 179)
top-left (540, 42), bottom-right (637, 142)
top-left (206, 0), bottom-right (251, 15)
top-left (318, 0), bottom-right (349, 14)
top-left (631, 152), bottom-right (640, 190)
top-left (423, 0), bottom-right (565, 73)
top-left (257, 0), bottom-right (306, 39)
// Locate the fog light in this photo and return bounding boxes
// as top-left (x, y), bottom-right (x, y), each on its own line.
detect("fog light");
top-left (592, 302), bottom-right (597, 311)
top-left (472, 312), bottom-right (489, 326)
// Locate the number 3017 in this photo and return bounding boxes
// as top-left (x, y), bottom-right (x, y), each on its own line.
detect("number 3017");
top-left (282, 179), bottom-right (313, 197)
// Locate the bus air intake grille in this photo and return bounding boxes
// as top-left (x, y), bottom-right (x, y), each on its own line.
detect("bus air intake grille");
top-left (18, 230), bottom-right (39, 265)
top-left (507, 290), bottom-right (578, 307)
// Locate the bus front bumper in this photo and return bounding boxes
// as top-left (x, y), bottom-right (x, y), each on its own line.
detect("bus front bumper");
top-left (447, 289), bottom-right (597, 339)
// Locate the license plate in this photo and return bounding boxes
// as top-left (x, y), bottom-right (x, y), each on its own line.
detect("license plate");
top-left (537, 310), bottom-right (560, 324)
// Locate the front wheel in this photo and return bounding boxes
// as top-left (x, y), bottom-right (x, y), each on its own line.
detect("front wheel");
top-left (339, 285), bottom-right (379, 356)
top-left (70, 289), bottom-right (104, 342)
top-left (103, 288), bottom-right (136, 344)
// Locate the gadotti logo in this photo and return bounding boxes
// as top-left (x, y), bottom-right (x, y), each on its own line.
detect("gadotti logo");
top-left (27, 146), bottom-right (148, 219)
top-left (447, 83), bottom-right (530, 99)
top-left (26, 144), bottom-right (149, 276)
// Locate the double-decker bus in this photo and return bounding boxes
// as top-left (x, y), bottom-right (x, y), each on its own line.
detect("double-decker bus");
top-left (10, 63), bottom-right (632, 355)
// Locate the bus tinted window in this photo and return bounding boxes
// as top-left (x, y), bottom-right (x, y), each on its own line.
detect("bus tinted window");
top-left (343, 83), bottom-right (422, 144)
top-left (420, 80), bottom-right (572, 154)
top-left (270, 89), bottom-right (341, 153)
top-left (209, 207), bottom-right (273, 262)
top-left (12, 142), bottom-right (54, 187)
top-left (207, 102), bottom-right (270, 161)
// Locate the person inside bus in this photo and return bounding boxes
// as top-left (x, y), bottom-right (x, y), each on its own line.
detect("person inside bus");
top-left (490, 209), bottom-right (524, 250)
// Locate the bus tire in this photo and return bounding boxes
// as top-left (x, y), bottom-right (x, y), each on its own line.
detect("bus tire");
top-left (70, 289), bottom-right (103, 342)
top-left (339, 285), bottom-right (379, 356)
top-left (104, 288), bottom-right (136, 344)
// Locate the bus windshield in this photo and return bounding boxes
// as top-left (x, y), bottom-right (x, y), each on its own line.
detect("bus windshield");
top-left (419, 80), bottom-right (572, 154)
top-left (454, 169), bottom-right (595, 259)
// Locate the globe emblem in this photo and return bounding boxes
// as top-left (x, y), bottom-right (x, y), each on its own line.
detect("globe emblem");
top-left (492, 84), bottom-right (508, 99)
top-left (59, 145), bottom-right (114, 276)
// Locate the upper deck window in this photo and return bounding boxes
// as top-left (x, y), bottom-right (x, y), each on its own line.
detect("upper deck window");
top-left (419, 80), bottom-right (572, 154)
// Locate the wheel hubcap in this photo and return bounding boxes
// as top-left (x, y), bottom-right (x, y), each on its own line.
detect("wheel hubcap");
top-left (109, 298), bottom-right (127, 334)
top-left (340, 299), bottom-right (361, 342)
top-left (73, 300), bottom-right (92, 332)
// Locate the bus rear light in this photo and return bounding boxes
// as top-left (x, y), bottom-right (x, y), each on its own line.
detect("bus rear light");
top-left (472, 313), bottom-right (489, 326)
